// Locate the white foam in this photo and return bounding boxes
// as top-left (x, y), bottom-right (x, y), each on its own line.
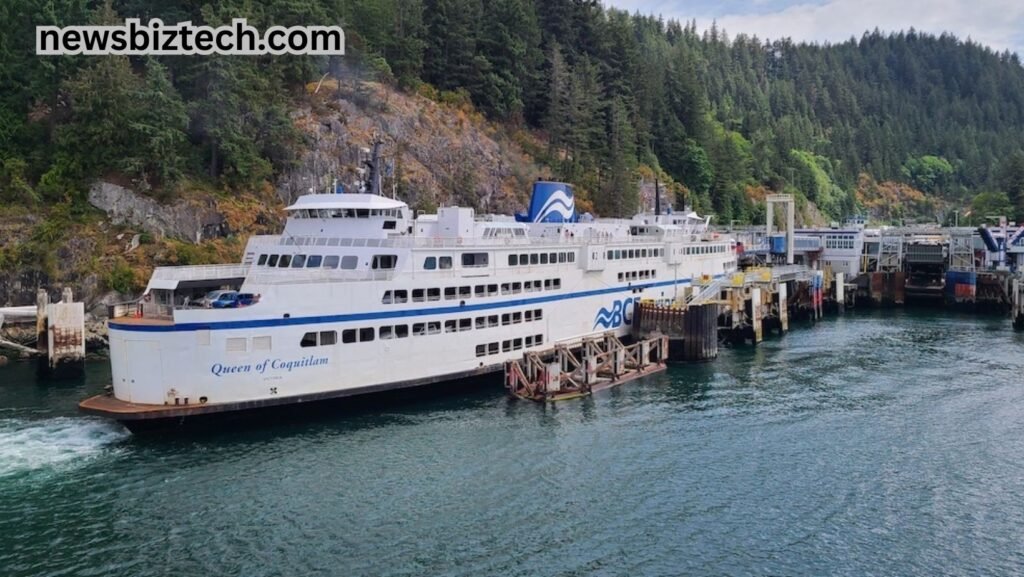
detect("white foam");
top-left (0, 417), bottom-right (130, 478)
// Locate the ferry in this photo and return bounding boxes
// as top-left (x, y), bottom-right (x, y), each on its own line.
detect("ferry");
top-left (80, 182), bottom-right (737, 431)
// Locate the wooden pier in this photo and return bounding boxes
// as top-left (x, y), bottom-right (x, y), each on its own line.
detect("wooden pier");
top-left (504, 333), bottom-right (668, 402)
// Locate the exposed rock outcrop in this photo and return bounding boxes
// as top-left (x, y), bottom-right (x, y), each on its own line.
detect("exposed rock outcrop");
top-left (88, 181), bottom-right (226, 242)
top-left (277, 80), bottom-right (544, 214)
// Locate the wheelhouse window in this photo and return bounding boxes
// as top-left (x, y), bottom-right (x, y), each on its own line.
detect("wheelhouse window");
top-left (257, 254), bottom-right (268, 265)
top-left (439, 256), bottom-right (453, 270)
top-left (307, 255), bottom-right (323, 268)
top-left (268, 255), bottom-right (280, 267)
top-left (323, 255), bottom-right (340, 269)
top-left (424, 256), bottom-right (437, 270)
top-left (340, 256), bottom-right (358, 270)
top-left (279, 255), bottom-right (292, 268)
top-left (291, 255), bottom-right (307, 268)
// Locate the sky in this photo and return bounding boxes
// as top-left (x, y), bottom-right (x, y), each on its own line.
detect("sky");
top-left (605, 0), bottom-right (1024, 56)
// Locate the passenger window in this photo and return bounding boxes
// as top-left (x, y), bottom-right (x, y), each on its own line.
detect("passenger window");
top-left (291, 255), bottom-right (306, 268)
top-left (257, 254), bottom-right (268, 265)
top-left (444, 287), bottom-right (457, 300)
top-left (268, 255), bottom-right (280, 267)
top-left (413, 289), bottom-right (425, 302)
top-left (279, 255), bottom-right (292, 268)
top-left (342, 329), bottom-right (356, 343)
top-left (380, 326), bottom-right (394, 340)
top-left (359, 328), bottom-right (375, 342)
top-left (530, 254), bottom-right (539, 265)
top-left (372, 255), bottom-right (398, 270)
top-left (461, 252), bottom-right (489, 267)
top-left (394, 290), bottom-right (408, 303)
top-left (540, 253), bottom-right (548, 264)
top-left (459, 318), bottom-right (472, 331)
top-left (300, 332), bottom-right (318, 347)
top-left (509, 255), bottom-right (518, 266)
top-left (320, 331), bottom-right (337, 346)
top-left (427, 288), bottom-right (441, 301)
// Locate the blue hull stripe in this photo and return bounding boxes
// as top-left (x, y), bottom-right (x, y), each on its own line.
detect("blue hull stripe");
top-left (110, 275), bottom-right (722, 333)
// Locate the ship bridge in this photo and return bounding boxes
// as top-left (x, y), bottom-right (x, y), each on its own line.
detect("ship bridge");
top-left (283, 194), bottom-right (412, 239)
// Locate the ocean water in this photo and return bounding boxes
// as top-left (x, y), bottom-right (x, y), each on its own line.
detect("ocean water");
top-left (2, 309), bottom-right (1024, 576)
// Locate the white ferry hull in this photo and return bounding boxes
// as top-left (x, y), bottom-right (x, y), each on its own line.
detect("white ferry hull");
top-left (81, 184), bottom-right (737, 430)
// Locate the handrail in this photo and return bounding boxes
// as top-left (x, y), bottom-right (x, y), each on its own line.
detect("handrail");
top-left (245, 268), bottom-right (396, 284)
top-left (269, 232), bottom-right (728, 250)
top-left (150, 263), bottom-right (251, 281)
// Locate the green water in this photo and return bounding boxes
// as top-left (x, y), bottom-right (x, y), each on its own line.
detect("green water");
top-left (2, 309), bottom-right (1024, 576)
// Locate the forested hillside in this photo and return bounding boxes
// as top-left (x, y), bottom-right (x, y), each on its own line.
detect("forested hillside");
top-left (5, 0), bottom-right (1024, 232)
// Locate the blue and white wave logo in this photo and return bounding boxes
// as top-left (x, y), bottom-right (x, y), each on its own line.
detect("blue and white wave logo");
top-left (533, 188), bottom-right (574, 222)
top-left (517, 181), bottom-right (577, 223)
top-left (594, 297), bottom-right (635, 329)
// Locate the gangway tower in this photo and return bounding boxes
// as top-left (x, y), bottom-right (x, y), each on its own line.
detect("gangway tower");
top-left (766, 194), bottom-right (795, 265)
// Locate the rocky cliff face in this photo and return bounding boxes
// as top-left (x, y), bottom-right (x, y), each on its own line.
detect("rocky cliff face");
top-left (88, 182), bottom-right (227, 242)
top-left (277, 80), bottom-right (544, 213)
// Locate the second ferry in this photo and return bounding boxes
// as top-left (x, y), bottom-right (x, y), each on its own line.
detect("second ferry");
top-left (81, 180), bottom-right (737, 430)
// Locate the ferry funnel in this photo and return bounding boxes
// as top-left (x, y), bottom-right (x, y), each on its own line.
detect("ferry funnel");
top-left (516, 181), bottom-right (577, 223)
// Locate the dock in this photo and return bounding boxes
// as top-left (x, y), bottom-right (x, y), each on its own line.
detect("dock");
top-left (504, 333), bottom-right (668, 402)
top-left (0, 287), bottom-right (87, 372)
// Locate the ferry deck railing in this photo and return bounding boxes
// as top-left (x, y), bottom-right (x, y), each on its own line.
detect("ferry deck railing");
top-left (150, 263), bottom-right (251, 282)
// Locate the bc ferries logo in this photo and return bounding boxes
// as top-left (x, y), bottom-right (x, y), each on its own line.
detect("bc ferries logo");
top-left (533, 188), bottom-right (575, 222)
top-left (517, 181), bottom-right (578, 223)
top-left (594, 297), bottom-right (635, 329)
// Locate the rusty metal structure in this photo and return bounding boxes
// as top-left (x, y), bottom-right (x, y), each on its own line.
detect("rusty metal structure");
top-left (504, 333), bottom-right (668, 402)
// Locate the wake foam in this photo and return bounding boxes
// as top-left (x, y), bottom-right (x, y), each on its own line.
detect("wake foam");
top-left (0, 417), bottom-right (129, 478)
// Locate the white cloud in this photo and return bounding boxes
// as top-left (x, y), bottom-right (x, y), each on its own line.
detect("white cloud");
top-left (609, 0), bottom-right (1024, 55)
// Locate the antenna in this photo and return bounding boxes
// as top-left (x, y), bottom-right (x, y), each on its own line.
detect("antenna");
top-left (654, 178), bottom-right (661, 217)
